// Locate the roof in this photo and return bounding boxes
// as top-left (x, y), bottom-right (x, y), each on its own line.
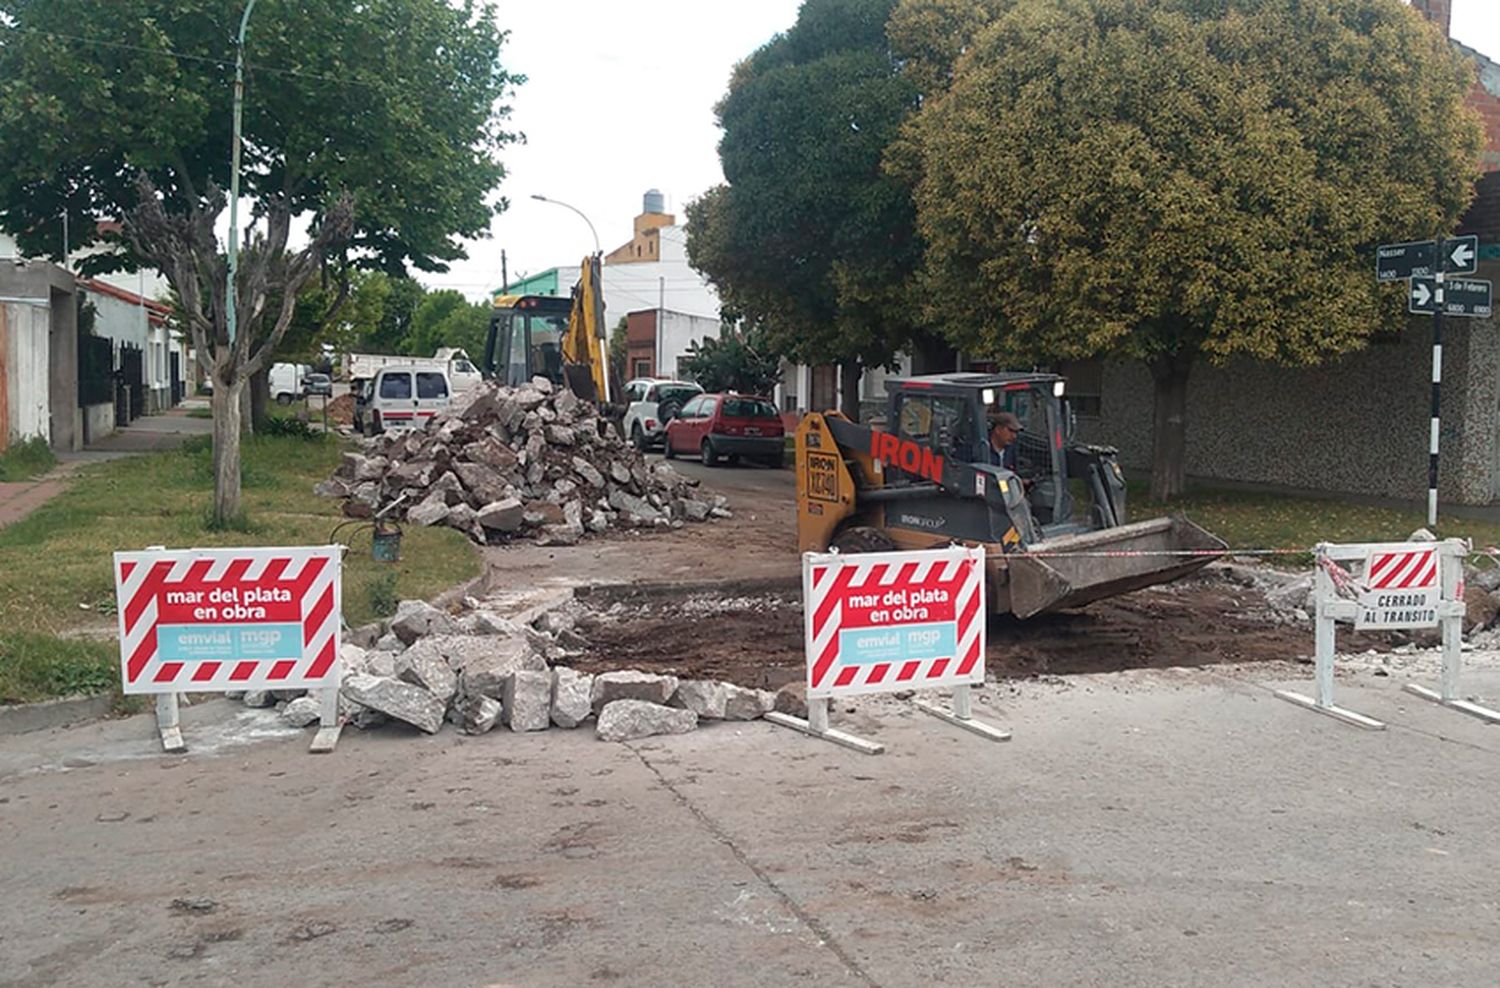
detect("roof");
top-left (80, 277), bottom-right (173, 326)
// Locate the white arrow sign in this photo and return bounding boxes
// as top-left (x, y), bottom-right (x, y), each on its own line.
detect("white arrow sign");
top-left (1412, 281), bottom-right (1432, 308)
top-left (1449, 240), bottom-right (1476, 271)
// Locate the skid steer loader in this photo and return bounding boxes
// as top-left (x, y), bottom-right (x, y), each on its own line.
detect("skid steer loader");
top-left (796, 373), bottom-right (1225, 618)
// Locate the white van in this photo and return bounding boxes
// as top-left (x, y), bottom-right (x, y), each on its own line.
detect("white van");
top-left (363, 365), bottom-right (452, 434)
top-left (270, 362), bottom-right (306, 404)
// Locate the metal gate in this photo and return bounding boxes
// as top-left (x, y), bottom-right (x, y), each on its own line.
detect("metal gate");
top-left (116, 343), bottom-right (145, 423)
top-left (170, 352), bottom-right (182, 406)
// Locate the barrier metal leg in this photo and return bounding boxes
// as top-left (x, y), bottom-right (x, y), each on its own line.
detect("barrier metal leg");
top-left (1404, 570), bottom-right (1500, 724)
top-left (765, 696), bottom-right (884, 755)
top-left (308, 685), bottom-right (343, 753)
top-left (914, 684), bottom-right (1012, 742)
top-left (156, 693), bottom-right (187, 753)
top-left (1275, 571), bottom-right (1385, 730)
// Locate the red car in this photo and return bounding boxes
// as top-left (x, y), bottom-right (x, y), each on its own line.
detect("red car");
top-left (663, 393), bottom-right (785, 467)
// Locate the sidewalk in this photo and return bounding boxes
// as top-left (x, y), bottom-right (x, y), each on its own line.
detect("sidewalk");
top-left (0, 405), bottom-right (214, 529)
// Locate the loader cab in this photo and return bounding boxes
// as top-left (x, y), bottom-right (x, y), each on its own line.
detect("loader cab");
top-left (884, 373), bottom-right (1078, 534)
top-left (483, 294), bottom-right (572, 387)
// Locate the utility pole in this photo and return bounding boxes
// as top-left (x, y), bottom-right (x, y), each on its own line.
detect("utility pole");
top-left (226, 0), bottom-right (259, 347)
top-left (657, 275), bottom-right (665, 378)
top-left (501, 250), bottom-right (508, 293)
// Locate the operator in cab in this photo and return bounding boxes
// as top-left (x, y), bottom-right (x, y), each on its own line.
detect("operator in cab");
top-left (988, 411), bottom-right (1023, 472)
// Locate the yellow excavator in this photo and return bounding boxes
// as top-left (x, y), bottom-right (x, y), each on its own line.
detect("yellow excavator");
top-left (796, 372), bottom-right (1225, 618)
top-left (482, 254), bottom-right (612, 403)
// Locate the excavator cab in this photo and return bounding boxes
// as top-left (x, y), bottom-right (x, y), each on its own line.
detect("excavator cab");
top-left (796, 373), bottom-right (1224, 617)
top-left (483, 255), bottom-right (612, 405)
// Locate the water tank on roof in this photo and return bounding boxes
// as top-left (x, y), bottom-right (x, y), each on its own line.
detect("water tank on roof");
top-left (643, 189), bottom-right (665, 214)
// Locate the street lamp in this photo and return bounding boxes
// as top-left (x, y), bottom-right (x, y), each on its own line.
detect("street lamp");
top-left (226, 0), bottom-right (259, 345)
top-left (530, 194), bottom-right (601, 255)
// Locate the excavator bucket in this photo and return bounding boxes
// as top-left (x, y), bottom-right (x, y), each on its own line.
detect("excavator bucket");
top-left (1004, 516), bottom-right (1227, 619)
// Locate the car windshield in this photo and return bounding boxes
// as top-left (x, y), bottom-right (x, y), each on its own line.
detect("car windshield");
top-left (654, 384), bottom-right (702, 403)
top-left (721, 397), bottom-right (778, 419)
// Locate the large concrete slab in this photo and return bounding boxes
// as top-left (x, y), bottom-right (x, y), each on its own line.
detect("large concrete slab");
top-left (3, 667), bottom-right (1500, 986)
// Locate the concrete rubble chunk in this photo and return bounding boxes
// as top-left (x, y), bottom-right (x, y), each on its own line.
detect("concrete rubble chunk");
top-left (723, 684), bottom-right (776, 720)
top-left (390, 599), bottom-right (456, 645)
top-left (572, 456), bottom-right (606, 488)
top-left (672, 679), bottom-right (729, 719)
top-left (457, 634), bottom-right (549, 699)
top-left (550, 667), bottom-right (594, 728)
top-left (281, 696), bottom-right (323, 727)
top-left (607, 489), bottom-right (662, 525)
top-left (395, 640), bottom-right (459, 704)
top-left (242, 690), bottom-right (274, 708)
top-left (591, 670), bottom-right (680, 712)
top-left (774, 682), bottom-right (809, 719)
top-left (341, 674), bottom-right (446, 734)
top-left (477, 497), bottom-right (524, 533)
top-left (457, 695), bottom-right (502, 735)
top-left (407, 492), bottom-right (451, 527)
top-left (503, 669), bottom-right (553, 732)
top-left (596, 700), bottom-right (698, 742)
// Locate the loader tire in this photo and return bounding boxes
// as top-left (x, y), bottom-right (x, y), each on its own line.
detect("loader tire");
top-left (830, 525), bottom-right (896, 554)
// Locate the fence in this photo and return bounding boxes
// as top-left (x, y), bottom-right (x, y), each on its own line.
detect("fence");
top-left (78, 332), bottom-right (114, 408)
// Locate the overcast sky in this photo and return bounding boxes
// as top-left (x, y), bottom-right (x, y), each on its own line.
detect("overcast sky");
top-left (421, 0), bottom-right (1499, 302)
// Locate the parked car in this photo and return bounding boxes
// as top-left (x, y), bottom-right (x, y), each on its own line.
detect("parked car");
top-left (361, 365), bottom-right (451, 435)
top-left (663, 393), bottom-right (785, 467)
top-left (621, 378), bottom-right (704, 451)
top-left (302, 372), bottom-right (333, 398)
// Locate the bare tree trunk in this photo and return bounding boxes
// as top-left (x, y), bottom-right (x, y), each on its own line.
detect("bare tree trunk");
top-left (212, 379), bottom-right (244, 523)
top-left (839, 358), bottom-right (862, 424)
top-left (249, 367), bottom-right (270, 433)
top-left (1148, 352), bottom-right (1193, 503)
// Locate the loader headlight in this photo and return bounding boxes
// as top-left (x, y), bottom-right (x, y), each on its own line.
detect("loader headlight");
top-left (1053, 381), bottom-right (1066, 397)
top-left (982, 388), bottom-right (996, 405)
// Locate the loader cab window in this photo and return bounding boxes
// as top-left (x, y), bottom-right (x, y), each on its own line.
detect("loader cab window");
top-left (528, 314), bottom-right (568, 385)
top-left (894, 393), bottom-right (978, 468)
top-left (501, 316), bottom-right (528, 386)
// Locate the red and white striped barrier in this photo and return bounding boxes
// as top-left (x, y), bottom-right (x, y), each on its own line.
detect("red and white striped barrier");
top-left (114, 546), bottom-right (343, 693)
top-left (805, 548), bottom-right (985, 698)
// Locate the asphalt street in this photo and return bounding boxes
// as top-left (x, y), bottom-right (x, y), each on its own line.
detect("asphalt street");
top-left (4, 665), bottom-right (1500, 987)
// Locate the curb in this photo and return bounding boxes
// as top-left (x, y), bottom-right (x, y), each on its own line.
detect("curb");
top-left (0, 693), bottom-right (114, 736)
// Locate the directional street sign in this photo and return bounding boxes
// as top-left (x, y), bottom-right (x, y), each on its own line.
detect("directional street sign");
top-left (1409, 278), bottom-right (1437, 313)
top-left (1410, 277), bottom-right (1493, 318)
top-left (1377, 240), bottom-right (1435, 282)
top-left (1443, 234), bottom-right (1478, 275)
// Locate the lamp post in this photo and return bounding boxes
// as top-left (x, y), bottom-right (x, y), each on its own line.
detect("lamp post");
top-left (226, 0), bottom-right (259, 346)
top-left (530, 194), bottom-right (601, 255)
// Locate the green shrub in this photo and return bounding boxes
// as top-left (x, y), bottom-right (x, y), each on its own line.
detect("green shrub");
top-left (0, 437), bottom-right (57, 482)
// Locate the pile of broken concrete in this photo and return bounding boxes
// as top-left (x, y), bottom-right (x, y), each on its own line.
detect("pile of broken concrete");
top-left (317, 377), bottom-right (728, 545)
top-left (241, 596), bottom-right (796, 743)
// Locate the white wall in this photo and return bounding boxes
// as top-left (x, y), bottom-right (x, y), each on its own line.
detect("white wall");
top-left (656, 311), bottom-right (722, 379)
top-left (4, 301), bottom-right (51, 444)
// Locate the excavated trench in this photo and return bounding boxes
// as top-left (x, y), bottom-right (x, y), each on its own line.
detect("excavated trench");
top-left (568, 570), bottom-right (1340, 690)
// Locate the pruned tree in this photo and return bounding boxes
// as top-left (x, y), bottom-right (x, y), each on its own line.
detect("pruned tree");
top-left (901, 0), bottom-right (1484, 500)
top-left (685, 0), bottom-right (922, 420)
top-left (678, 323), bottom-right (783, 396)
top-left (0, 0), bottom-right (519, 522)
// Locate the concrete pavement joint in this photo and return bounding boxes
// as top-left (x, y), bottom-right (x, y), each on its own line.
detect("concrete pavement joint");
top-left (626, 741), bottom-right (882, 988)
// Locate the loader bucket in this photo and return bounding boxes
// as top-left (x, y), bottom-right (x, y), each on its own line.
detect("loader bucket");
top-left (1004, 516), bottom-right (1227, 619)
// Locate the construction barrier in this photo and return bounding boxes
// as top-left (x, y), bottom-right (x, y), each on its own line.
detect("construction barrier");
top-left (1274, 538), bottom-right (1496, 729)
top-left (113, 545), bottom-right (345, 753)
top-left (766, 545), bottom-right (1009, 753)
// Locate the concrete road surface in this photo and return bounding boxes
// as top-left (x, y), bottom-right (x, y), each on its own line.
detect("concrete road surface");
top-left (4, 666), bottom-right (1500, 987)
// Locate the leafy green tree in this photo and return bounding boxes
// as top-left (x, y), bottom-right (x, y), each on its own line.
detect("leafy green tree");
top-left (679, 323), bottom-right (783, 396)
top-left (366, 276), bottom-right (428, 355)
top-left (406, 290), bottom-right (491, 358)
top-left (903, 0), bottom-right (1483, 500)
top-left (0, 0), bottom-right (519, 521)
top-left (685, 0), bottom-right (921, 420)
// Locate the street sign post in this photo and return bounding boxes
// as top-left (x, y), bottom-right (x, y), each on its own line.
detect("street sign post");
top-left (1378, 234), bottom-right (1490, 529)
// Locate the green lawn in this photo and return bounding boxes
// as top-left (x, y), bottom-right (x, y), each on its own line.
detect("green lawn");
top-left (0, 437), bottom-right (58, 482)
top-left (0, 432), bottom-right (481, 703)
top-left (1137, 483), bottom-right (1500, 564)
